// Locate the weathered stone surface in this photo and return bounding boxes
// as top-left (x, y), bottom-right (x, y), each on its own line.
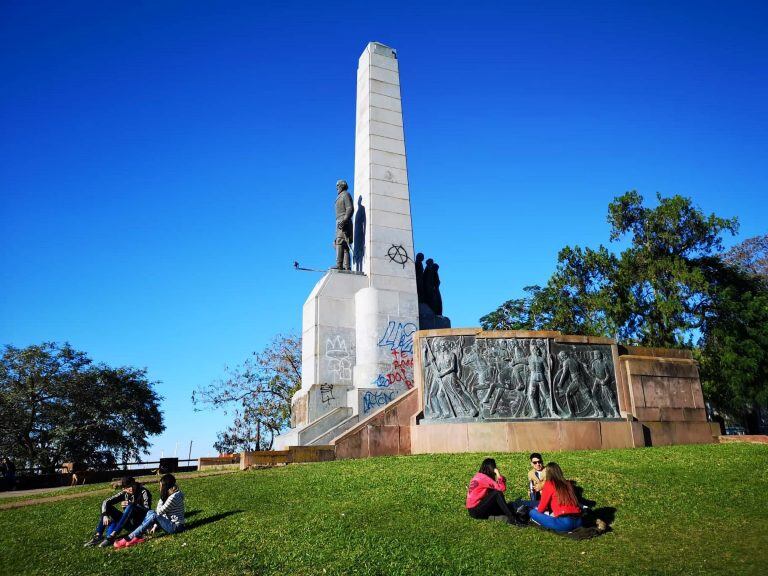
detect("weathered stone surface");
top-left (467, 422), bottom-right (508, 452)
top-left (419, 334), bottom-right (620, 422)
top-left (506, 421), bottom-right (561, 452)
top-left (558, 421), bottom-right (602, 450)
top-left (599, 421), bottom-right (636, 449)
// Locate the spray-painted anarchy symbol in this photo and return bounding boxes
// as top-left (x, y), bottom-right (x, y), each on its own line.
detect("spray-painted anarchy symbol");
top-left (387, 244), bottom-right (410, 268)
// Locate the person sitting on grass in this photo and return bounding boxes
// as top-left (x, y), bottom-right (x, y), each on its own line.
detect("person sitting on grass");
top-left (84, 477), bottom-right (151, 548)
top-left (466, 457), bottom-right (516, 523)
top-left (527, 452), bottom-right (546, 503)
top-left (114, 473), bottom-right (185, 549)
top-left (528, 462), bottom-right (584, 533)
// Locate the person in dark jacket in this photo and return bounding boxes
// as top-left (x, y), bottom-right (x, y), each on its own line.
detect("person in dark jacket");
top-left (83, 477), bottom-right (152, 547)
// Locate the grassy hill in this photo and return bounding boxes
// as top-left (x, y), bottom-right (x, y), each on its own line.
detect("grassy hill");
top-left (1, 443), bottom-right (767, 576)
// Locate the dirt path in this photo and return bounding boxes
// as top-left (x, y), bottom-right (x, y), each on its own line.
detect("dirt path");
top-left (0, 469), bottom-right (239, 511)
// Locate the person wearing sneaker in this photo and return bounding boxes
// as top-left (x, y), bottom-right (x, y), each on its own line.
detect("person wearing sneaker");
top-left (115, 474), bottom-right (185, 549)
top-left (528, 462), bottom-right (583, 533)
top-left (83, 477), bottom-right (152, 548)
top-left (466, 458), bottom-right (516, 523)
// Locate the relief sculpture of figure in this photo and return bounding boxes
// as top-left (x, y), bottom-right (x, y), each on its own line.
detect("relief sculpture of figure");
top-left (527, 342), bottom-right (556, 418)
top-left (480, 341), bottom-right (508, 415)
top-left (423, 340), bottom-right (450, 419)
top-left (510, 340), bottom-right (528, 392)
top-left (333, 180), bottom-right (354, 270)
top-left (590, 350), bottom-right (620, 417)
top-left (428, 339), bottom-right (479, 418)
top-left (554, 351), bottom-right (604, 418)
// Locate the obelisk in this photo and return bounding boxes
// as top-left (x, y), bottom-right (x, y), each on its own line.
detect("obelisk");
top-left (352, 42), bottom-right (419, 397)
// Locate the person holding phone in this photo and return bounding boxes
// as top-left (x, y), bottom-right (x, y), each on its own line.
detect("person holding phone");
top-left (466, 458), bottom-right (516, 523)
top-left (114, 474), bottom-right (185, 548)
top-left (83, 477), bottom-right (151, 547)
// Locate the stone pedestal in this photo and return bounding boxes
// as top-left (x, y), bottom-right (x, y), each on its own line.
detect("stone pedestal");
top-left (291, 270), bottom-right (367, 429)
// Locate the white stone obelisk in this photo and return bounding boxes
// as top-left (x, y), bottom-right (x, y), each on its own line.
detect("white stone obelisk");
top-left (351, 42), bottom-right (419, 402)
top-left (277, 43), bottom-right (417, 448)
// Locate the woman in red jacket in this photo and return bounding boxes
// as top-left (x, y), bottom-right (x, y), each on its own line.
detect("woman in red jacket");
top-left (466, 458), bottom-right (515, 522)
top-left (528, 462), bottom-right (583, 532)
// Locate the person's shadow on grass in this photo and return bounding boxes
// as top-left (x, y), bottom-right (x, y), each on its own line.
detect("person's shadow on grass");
top-left (183, 509), bottom-right (243, 531)
top-left (590, 507), bottom-right (617, 528)
top-left (573, 483), bottom-right (617, 531)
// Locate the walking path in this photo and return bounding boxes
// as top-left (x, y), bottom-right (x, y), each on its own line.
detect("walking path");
top-left (0, 469), bottom-right (239, 511)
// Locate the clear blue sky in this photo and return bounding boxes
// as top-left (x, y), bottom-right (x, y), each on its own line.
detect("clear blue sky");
top-left (2, 1), bottom-right (766, 459)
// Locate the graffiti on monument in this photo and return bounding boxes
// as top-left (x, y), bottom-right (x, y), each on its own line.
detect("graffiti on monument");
top-left (378, 321), bottom-right (416, 354)
top-left (375, 321), bottom-right (416, 390)
top-left (421, 336), bottom-right (620, 421)
top-left (326, 335), bottom-right (352, 382)
top-left (373, 374), bottom-right (390, 388)
top-left (320, 383), bottom-right (336, 404)
top-left (361, 389), bottom-right (396, 415)
top-left (386, 244), bottom-right (411, 269)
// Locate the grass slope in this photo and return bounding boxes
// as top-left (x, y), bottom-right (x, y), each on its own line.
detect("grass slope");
top-left (1, 444), bottom-right (767, 576)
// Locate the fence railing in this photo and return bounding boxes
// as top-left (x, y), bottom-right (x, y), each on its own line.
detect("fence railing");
top-left (15, 458), bottom-right (200, 477)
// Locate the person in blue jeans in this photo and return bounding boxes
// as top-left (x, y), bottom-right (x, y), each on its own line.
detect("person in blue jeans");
top-left (528, 462), bottom-right (583, 533)
top-left (114, 474), bottom-right (185, 548)
top-left (84, 477), bottom-right (151, 547)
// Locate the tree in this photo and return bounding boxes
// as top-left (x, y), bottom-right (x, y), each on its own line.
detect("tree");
top-left (481, 191), bottom-right (738, 346)
top-left (722, 234), bottom-right (768, 280)
top-left (0, 342), bottom-right (165, 472)
top-left (192, 334), bottom-right (301, 452)
top-left (699, 256), bottom-right (768, 434)
top-left (607, 191), bottom-right (738, 346)
top-left (479, 285), bottom-right (543, 331)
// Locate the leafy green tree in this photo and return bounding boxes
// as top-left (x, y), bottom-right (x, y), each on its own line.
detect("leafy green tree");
top-left (607, 191), bottom-right (738, 346)
top-left (699, 254), bottom-right (768, 433)
top-left (481, 191), bottom-right (738, 346)
top-left (193, 334), bottom-right (301, 452)
top-left (0, 342), bottom-right (165, 472)
top-left (479, 285), bottom-right (543, 330)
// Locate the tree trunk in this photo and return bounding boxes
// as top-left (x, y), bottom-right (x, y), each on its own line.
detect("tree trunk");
top-left (744, 407), bottom-right (761, 435)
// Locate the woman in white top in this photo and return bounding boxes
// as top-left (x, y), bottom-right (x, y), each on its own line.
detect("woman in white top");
top-left (114, 474), bottom-right (185, 549)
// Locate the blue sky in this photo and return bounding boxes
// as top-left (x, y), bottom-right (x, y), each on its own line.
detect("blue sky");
top-left (2, 1), bottom-right (766, 459)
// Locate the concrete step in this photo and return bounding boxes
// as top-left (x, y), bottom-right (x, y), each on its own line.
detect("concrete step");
top-left (297, 407), bottom-right (352, 446)
top-left (308, 414), bottom-right (360, 445)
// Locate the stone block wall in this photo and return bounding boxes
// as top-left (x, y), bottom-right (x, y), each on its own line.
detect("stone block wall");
top-left (333, 387), bottom-right (418, 459)
top-left (618, 346), bottom-right (711, 446)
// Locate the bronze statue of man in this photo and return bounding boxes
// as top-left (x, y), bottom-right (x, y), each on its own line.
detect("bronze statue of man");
top-left (334, 179), bottom-right (354, 270)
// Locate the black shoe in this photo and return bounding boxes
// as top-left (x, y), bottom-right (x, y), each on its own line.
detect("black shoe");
top-left (98, 536), bottom-right (115, 548)
top-left (83, 535), bottom-right (102, 547)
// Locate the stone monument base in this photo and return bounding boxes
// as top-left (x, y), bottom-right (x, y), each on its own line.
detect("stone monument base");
top-left (410, 418), bottom-right (714, 453)
top-left (322, 329), bottom-right (719, 459)
top-left (329, 388), bottom-right (718, 460)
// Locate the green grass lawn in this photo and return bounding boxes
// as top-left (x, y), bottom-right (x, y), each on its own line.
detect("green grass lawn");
top-left (1, 444), bottom-right (766, 576)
